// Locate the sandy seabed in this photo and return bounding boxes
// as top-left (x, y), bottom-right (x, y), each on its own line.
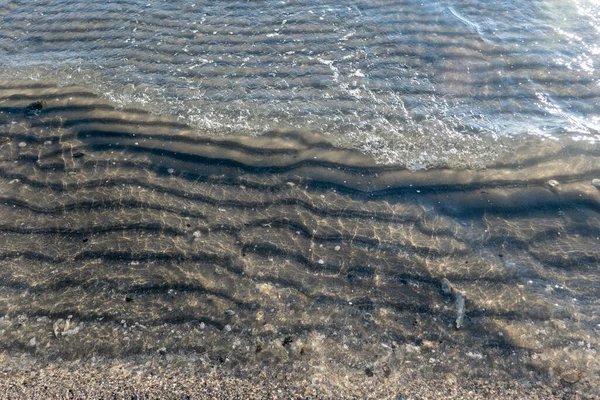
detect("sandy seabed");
top-left (1, 83), bottom-right (600, 399)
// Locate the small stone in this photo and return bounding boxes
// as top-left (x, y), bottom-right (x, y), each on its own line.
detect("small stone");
top-left (28, 337), bottom-right (37, 347)
top-left (63, 325), bottom-right (80, 336)
top-left (192, 231), bottom-right (201, 238)
top-left (224, 310), bottom-right (235, 316)
top-left (592, 179), bottom-right (600, 188)
top-left (421, 340), bottom-right (437, 352)
top-left (199, 322), bottom-right (206, 329)
top-left (441, 278), bottom-right (452, 296)
top-left (167, 168), bottom-right (175, 174)
top-left (224, 324), bottom-right (232, 332)
top-left (158, 347), bottom-right (167, 355)
top-left (18, 142), bottom-right (27, 148)
top-left (318, 259), bottom-right (324, 265)
top-left (53, 319), bottom-right (65, 337)
top-left (255, 311), bottom-right (264, 321)
top-left (560, 369), bottom-right (582, 384)
top-left (382, 363), bottom-right (391, 378)
top-left (445, 374), bottom-right (458, 387)
top-left (334, 245), bottom-right (341, 251)
top-left (547, 180), bottom-right (560, 188)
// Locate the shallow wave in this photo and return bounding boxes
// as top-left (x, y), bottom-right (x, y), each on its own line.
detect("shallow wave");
top-left (0, 0), bottom-right (598, 168)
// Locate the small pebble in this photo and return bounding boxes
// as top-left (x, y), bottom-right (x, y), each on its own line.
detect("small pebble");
top-left (592, 178), bottom-right (600, 188)
top-left (224, 324), bottom-right (231, 332)
top-left (199, 322), bottom-right (206, 329)
top-left (547, 180), bottom-right (560, 188)
top-left (192, 231), bottom-right (201, 238)
top-left (318, 259), bottom-right (325, 265)
top-left (18, 142), bottom-right (27, 148)
top-left (441, 278), bottom-right (452, 296)
top-left (334, 245), bottom-right (341, 251)
top-left (561, 369), bottom-right (582, 384)
top-left (167, 168), bottom-right (175, 174)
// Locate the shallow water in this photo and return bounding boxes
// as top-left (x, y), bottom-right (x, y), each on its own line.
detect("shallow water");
top-left (0, 83), bottom-right (599, 395)
top-left (0, 0), bottom-right (599, 168)
top-left (0, 0), bottom-right (599, 396)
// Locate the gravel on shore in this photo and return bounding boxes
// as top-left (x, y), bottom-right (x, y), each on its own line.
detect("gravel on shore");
top-left (0, 359), bottom-right (595, 399)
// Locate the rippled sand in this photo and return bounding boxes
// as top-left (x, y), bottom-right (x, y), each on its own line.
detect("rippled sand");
top-left (0, 82), bottom-right (599, 397)
top-left (1, 0), bottom-right (599, 168)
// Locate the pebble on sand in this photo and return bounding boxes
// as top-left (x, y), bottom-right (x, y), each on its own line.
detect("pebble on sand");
top-left (547, 180), bottom-right (560, 188)
top-left (18, 142), bottom-right (27, 148)
top-left (560, 369), bottom-right (583, 384)
top-left (592, 178), bottom-right (600, 188)
top-left (441, 278), bottom-right (453, 296)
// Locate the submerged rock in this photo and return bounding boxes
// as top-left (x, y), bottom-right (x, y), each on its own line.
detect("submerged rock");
top-left (441, 278), bottom-right (453, 296)
top-left (24, 100), bottom-right (46, 117)
top-left (547, 180), bottom-right (560, 188)
top-left (52, 319), bottom-right (65, 338)
top-left (53, 318), bottom-right (81, 337)
top-left (440, 278), bottom-right (466, 329)
top-left (560, 369), bottom-right (583, 384)
top-left (592, 179), bottom-right (600, 188)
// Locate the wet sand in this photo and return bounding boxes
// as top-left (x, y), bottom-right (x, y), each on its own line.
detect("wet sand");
top-left (0, 81), bottom-right (599, 398)
top-left (0, 356), bottom-right (595, 399)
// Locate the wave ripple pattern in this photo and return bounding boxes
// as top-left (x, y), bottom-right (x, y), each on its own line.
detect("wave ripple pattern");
top-left (0, 83), bottom-right (599, 393)
top-left (0, 0), bottom-right (599, 168)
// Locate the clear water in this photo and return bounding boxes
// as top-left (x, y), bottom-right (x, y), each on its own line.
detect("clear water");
top-left (0, 0), bottom-right (599, 396)
top-left (0, 0), bottom-right (599, 168)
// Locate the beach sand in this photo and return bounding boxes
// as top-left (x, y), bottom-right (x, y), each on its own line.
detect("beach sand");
top-left (0, 356), bottom-right (595, 399)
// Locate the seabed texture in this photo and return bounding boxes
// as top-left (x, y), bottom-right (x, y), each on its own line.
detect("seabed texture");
top-left (0, 82), bottom-right (599, 398)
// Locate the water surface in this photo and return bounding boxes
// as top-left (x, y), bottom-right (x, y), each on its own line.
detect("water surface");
top-left (0, 0), bottom-right (599, 168)
top-left (0, 0), bottom-right (599, 396)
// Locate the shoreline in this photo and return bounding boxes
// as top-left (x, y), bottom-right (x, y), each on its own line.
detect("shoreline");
top-left (0, 357), bottom-right (595, 399)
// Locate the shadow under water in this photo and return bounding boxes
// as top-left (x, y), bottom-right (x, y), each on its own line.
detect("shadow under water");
top-left (0, 81), bottom-right (599, 396)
